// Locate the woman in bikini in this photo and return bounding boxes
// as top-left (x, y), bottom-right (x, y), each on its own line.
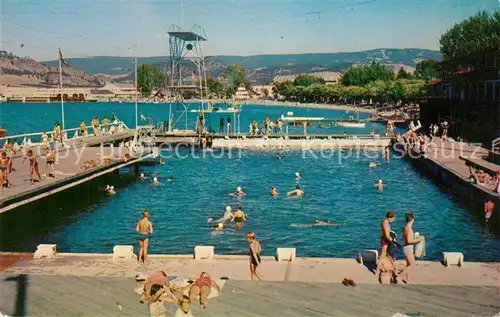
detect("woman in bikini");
top-left (23, 150), bottom-right (42, 184)
top-left (246, 232), bottom-right (262, 280)
top-left (0, 151), bottom-right (10, 192)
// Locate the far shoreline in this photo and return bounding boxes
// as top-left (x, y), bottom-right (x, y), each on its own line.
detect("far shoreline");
top-left (241, 100), bottom-right (375, 113)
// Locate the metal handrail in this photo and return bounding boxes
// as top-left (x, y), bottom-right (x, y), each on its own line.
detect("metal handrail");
top-left (0, 118), bottom-right (129, 142)
top-left (492, 136), bottom-right (500, 151)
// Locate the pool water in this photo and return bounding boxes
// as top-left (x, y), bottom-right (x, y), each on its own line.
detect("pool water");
top-left (1, 148), bottom-right (498, 261)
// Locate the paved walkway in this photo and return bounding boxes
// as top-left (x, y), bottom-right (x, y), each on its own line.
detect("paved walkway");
top-left (0, 273), bottom-right (498, 317)
top-left (2, 254), bottom-right (499, 286)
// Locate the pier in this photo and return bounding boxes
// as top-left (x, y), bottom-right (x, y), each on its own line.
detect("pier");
top-left (399, 138), bottom-right (500, 225)
top-left (0, 129), bottom-right (154, 213)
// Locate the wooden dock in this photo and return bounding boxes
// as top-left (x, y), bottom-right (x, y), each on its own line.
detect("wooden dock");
top-left (0, 273), bottom-right (498, 316)
top-left (0, 131), bottom-right (153, 213)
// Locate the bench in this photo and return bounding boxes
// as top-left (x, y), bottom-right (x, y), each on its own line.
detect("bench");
top-left (194, 246), bottom-right (214, 260)
top-left (112, 245), bottom-right (135, 260)
top-left (34, 244), bottom-right (57, 259)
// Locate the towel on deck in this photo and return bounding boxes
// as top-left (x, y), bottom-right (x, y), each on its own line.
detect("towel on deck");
top-left (414, 235), bottom-right (426, 258)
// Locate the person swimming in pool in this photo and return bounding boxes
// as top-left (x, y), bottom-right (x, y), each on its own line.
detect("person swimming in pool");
top-left (105, 185), bottom-right (116, 195)
top-left (369, 162), bottom-right (381, 168)
top-left (167, 176), bottom-right (174, 182)
top-left (230, 186), bottom-right (245, 197)
top-left (231, 205), bottom-right (247, 228)
top-left (153, 177), bottom-right (161, 185)
top-left (136, 210), bottom-right (153, 264)
top-left (219, 205), bottom-right (233, 223)
top-left (287, 184), bottom-right (304, 197)
top-left (375, 179), bottom-right (384, 190)
top-left (313, 220), bottom-right (334, 226)
top-left (22, 149), bottom-right (42, 185)
top-left (212, 223), bottom-right (224, 231)
top-left (269, 186), bottom-right (278, 197)
top-left (139, 173), bottom-right (147, 179)
top-left (295, 172), bottom-right (301, 180)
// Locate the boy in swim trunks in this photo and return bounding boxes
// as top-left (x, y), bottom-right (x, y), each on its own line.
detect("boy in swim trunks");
top-left (22, 150), bottom-right (42, 185)
top-left (46, 148), bottom-right (56, 178)
top-left (136, 210), bottom-right (153, 264)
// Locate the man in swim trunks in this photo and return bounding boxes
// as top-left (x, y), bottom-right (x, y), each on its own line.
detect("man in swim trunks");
top-left (400, 213), bottom-right (423, 284)
top-left (136, 210), bottom-right (153, 264)
top-left (287, 184), bottom-right (304, 197)
top-left (484, 200), bottom-right (495, 224)
top-left (380, 211), bottom-right (396, 257)
top-left (0, 151), bottom-right (10, 191)
top-left (375, 179), bottom-right (384, 190)
top-left (22, 150), bottom-right (42, 185)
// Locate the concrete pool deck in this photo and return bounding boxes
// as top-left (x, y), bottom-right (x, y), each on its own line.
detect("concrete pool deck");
top-left (1, 253), bottom-right (499, 286)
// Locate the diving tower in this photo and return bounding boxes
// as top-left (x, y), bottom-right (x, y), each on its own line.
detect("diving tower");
top-left (166, 24), bottom-right (242, 135)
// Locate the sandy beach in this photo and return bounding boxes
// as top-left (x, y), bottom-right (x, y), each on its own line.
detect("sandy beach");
top-left (209, 99), bottom-right (375, 113)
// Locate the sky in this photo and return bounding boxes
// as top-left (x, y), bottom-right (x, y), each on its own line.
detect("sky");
top-left (0, 0), bottom-right (498, 60)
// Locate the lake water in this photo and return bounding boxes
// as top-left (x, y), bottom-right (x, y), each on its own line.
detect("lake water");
top-left (0, 102), bottom-right (498, 261)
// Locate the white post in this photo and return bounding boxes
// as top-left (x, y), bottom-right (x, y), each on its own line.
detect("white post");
top-left (59, 58), bottom-right (65, 132)
top-left (135, 55), bottom-right (138, 128)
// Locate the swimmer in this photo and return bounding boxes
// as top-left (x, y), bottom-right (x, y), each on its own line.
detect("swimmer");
top-left (369, 162), bottom-right (381, 168)
top-left (276, 152), bottom-right (281, 160)
top-left (167, 176), bottom-right (174, 182)
top-left (269, 186), bottom-right (278, 197)
top-left (230, 186), bottom-right (245, 197)
top-left (139, 173), bottom-right (146, 179)
top-left (159, 158), bottom-right (165, 165)
top-left (375, 179), bottom-right (384, 190)
top-left (231, 205), bottom-right (247, 227)
top-left (153, 177), bottom-right (160, 185)
top-left (314, 220), bottom-right (333, 226)
top-left (105, 185), bottom-right (116, 195)
top-left (295, 172), bottom-right (301, 180)
top-left (287, 184), bottom-right (304, 197)
top-left (221, 205), bottom-right (233, 222)
top-left (212, 223), bottom-right (224, 231)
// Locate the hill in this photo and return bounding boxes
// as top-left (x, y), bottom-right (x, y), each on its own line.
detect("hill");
top-left (42, 48), bottom-right (441, 77)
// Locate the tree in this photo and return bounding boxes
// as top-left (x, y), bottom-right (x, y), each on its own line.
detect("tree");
top-left (439, 9), bottom-right (500, 59)
top-left (206, 77), bottom-right (224, 97)
top-left (414, 59), bottom-right (440, 82)
top-left (396, 67), bottom-right (412, 79)
top-left (262, 88), bottom-right (269, 98)
top-left (137, 64), bottom-right (164, 96)
top-left (226, 64), bottom-right (248, 91)
top-left (341, 61), bottom-right (394, 86)
top-left (293, 74), bottom-right (325, 87)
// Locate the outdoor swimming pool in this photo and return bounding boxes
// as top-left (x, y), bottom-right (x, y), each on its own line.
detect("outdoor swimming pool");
top-left (0, 103), bottom-right (498, 261)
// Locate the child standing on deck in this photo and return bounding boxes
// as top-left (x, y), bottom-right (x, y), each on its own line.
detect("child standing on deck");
top-left (246, 232), bottom-right (262, 280)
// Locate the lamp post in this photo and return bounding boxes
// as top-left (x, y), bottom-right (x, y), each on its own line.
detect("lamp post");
top-left (128, 45), bottom-right (141, 128)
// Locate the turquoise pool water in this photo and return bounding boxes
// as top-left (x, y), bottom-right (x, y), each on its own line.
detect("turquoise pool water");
top-left (0, 103), bottom-right (498, 261)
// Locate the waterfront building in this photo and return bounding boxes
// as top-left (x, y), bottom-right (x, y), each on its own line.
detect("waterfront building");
top-left (233, 85), bottom-right (251, 100)
top-left (421, 51), bottom-right (500, 148)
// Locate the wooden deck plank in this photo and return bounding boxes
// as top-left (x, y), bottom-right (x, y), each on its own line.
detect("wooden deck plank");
top-left (1, 274), bottom-right (499, 317)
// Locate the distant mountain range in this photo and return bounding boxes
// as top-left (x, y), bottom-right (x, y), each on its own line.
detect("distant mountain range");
top-left (42, 48), bottom-right (441, 84)
top-left (4, 48), bottom-right (440, 86)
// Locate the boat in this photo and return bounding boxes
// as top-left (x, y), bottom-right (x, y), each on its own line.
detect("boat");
top-left (337, 121), bottom-right (366, 128)
top-left (0, 128), bottom-right (5, 137)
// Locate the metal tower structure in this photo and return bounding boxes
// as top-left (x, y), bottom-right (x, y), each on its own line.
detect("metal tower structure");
top-left (167, 24), bottom-right (209, 131)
